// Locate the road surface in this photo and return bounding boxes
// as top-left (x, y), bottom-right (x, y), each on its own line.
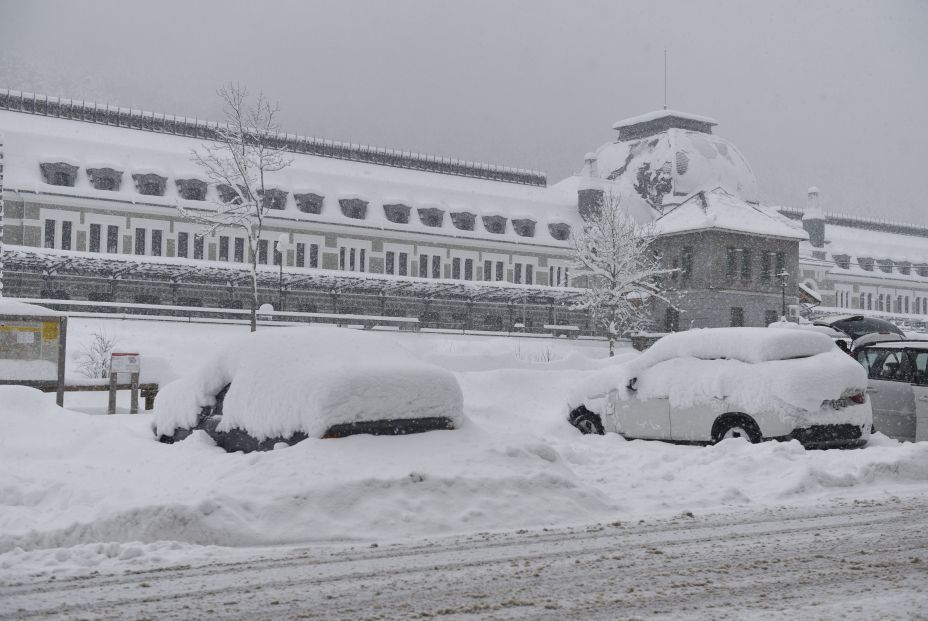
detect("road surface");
top-left (3, 495), bottom-right (927, 620)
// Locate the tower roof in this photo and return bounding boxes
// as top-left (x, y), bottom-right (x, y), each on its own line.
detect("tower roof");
top-left (612, 109), bottom-right (718, 142)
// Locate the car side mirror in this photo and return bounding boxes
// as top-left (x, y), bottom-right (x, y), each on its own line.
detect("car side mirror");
top-left (627, 378), bottom-right (638, 391)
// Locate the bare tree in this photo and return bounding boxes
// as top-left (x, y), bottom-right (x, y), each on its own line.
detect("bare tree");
top-left (75, 328), bottom-right (118, 379)
top-left (181, 83), bottom-right (292, 331)
top-left (570, 192), bottom-right (668, 356)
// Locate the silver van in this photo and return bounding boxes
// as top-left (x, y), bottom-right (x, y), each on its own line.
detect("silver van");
top-left (855, 341), bottom-right (928, 442)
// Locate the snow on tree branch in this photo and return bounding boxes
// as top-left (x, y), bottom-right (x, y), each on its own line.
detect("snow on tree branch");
top-left (570, 191), bottom-right (670, 356)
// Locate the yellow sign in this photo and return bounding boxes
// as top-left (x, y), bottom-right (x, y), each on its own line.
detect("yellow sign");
top-left (42, 321), bottom-right (59, 341)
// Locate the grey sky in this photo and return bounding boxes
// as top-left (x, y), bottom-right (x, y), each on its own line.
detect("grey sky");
top-left (1, 0), bottom-right (925, 223)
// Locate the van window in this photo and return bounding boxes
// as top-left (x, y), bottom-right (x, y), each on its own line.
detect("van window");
top-left (913, 351), bottom-right (928, 385)
top-left (874, 350), bottom-right (913, 383)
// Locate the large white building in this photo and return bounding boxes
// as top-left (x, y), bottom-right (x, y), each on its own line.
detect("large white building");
top-left (1, 89), bottom-right (923, 332)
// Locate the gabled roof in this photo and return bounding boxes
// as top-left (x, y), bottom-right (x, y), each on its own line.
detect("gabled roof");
top-left (653, 187), bottom-right (806, 240)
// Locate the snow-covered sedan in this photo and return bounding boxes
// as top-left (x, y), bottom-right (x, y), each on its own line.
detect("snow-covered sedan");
top-left (153, 327), bottom-right (463, 452)
top-left (568, 328), bottom-right (872, 449)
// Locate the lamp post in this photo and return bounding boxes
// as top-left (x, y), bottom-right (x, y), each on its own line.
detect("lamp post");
top-left (777, 270), bottom-right (789, 320)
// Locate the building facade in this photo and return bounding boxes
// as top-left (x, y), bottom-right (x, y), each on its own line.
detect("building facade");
top-left (0, 90), bottom-right (857, 333)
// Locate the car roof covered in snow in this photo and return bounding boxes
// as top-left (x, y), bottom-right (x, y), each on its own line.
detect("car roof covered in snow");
top-left (859, 340), bottom-right (928, 350)
top-left (153, 327), bottom-right (464, 441)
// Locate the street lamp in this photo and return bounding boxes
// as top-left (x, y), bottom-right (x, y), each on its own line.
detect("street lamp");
top-left (777, 270), bottom-right (789, 320)
top-left (274, 233), bottom-right (290, 312)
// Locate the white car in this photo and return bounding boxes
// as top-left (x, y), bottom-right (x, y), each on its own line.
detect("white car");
top-left (568, 328), bottom-right (872, 449)
top-left (855, 341), bottom-right (928, 442)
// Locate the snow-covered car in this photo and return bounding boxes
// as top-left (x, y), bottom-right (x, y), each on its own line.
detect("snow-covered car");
top-left (568, 328), bottom-right (872, 449)
top-left (854, 341), bottom-right (928, 442)
top-left (153, 327), bottom-right (464, 452)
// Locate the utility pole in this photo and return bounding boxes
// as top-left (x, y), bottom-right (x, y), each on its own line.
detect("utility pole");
top-left (778, 270), bottom-right (789, 320)
top-left (663, 49), bottom-right (668, 110)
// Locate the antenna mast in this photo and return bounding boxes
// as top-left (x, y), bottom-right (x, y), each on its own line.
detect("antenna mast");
top-left (663, 48), bottom-right (668, 110)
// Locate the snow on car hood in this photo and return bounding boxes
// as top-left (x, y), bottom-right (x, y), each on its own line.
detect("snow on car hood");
top-left (153, 327), bottom-right (464, 440)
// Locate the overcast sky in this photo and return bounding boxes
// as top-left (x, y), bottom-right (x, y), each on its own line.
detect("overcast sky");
top-left (1, 0), bottom-right (925, 222)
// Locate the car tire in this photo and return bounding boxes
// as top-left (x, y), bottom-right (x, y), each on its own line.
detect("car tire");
top-left (570, 406), bottom-right (604, 435)
top-left (713, 415), bottom-right (762, 444)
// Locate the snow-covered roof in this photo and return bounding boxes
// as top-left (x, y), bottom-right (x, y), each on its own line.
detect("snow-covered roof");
top-left (591, 125), bottom-right (760, 204)
top-left (0, 299), bottom-right (63, 317)
top-left (0, 107), bottom-right (580, 246)
top-left (826, 224), bottom-right (928, 265)
top-left (612, 109), bottom-right (718, 130)
top-left (653, 188), bottom-right (806, 240)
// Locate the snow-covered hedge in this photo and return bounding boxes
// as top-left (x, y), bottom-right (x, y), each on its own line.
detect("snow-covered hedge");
top-left (153, 327), bottom-right (464, 440)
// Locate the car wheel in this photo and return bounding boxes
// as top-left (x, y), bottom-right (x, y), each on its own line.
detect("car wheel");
top-left (570, 406), bottom-right (604, 435)
top-left (713, 416), bottom-right (761, 444)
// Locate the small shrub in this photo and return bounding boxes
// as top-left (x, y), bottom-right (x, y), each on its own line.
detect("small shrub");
top-left (75, 328), bottom-right (119, 379)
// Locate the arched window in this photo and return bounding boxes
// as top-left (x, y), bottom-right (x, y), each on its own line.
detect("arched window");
top-left (878, 294), bottom-right (884, 312)
top-left (859, 294), bottom-right (866, 309)
top-left (867, 293), bottom-right (873, 310)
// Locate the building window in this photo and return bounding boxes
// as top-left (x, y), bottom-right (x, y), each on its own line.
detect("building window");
top-left (726, 247), bottom-right (737, 277)
top-left (525, 264), bottom-right (533, 285)
top-left (296, 243), bottom-right (305, 268)
top-left (177, 232), bottom-right (189, 258)
top-left (152, 230), bottom-right (162, 257)
top-left (878, 294), bottom-right (884, 312)
top-left (418, 207), bottom-right (445, 227)
top-left (89, 224), bottom-right (101, 252)
top-left (867, 293), bottom-right (873, 310)
top-left (234, 238), bottom-right (245, 263)
top-left (309, 244), bottom-right (319, 268)
top-left (383, 204), bottom-right (411, 224)
top-left (514, 263), bottom-right (522, 284)
top-left (40, 162), bottom-right (78, 187)
top-left (482, 215), bottom-right (507, 234)
top-left (44, 219), bottom-right (55, 248)
top-left (219, 236), bottom-right (229, 261)
top-left (496, 261), bottom-right (504, 282)
top-left (452, 257), bottom-right (461, 280)
top-left (386, 251), bottom-right (395, 275)
top-left (133, 173), bottom-right (167, 197)
top-left (730, 307), bottom-right (744, 327)
top-left (258, 239), bottom-right (269, 265)
top-left (432, 255), bottom-right (441, 279)
top-left (294, 193), bottom-right (324, 214)
top-left (107, 225), bottom-right (119, 254)
top-left (399, 252), bottom-right (408, 276)
top-left (681, 247), bottom-right (693, 281)
top-left (419, 254), bottom-right (428, 278)
top-left (664, 307), bottom-right (680, 332)
top-left (741, 249), bottom-right (752, 280)
top-left (87, 168), bottom-right (122, 191)
top-left (135, 228), bottom-right (146, 255)
top-left (464, 258), bottom-right (473, 281)
top-left (775, 252), bottom-right (785, 276)
top-left (273, 243), bottom-right (282, 266)
top-left (61, 221), bottom-right (72, 251)
top-left (176, 179), bottom-right (207, 201)
top-left (260, 189), bottom-right (288, 211)
top-left (193, 235), bottom-right (204, 260)
top-left (339, 198), bottom-right (368, 220)
top-left (484, 260), bottom-right (492, 281)
top-left (451, 212), bottom-right (476, 231)
top-left (340, 247), bottom-right (346, 270)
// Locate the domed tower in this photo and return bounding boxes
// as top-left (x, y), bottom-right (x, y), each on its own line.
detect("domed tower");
top-left (580, 109), bottom-right (760, 220)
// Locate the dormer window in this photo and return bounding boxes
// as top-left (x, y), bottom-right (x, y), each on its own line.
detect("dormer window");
top-left (294, 193), bottom-right (324, 214)
top-left (383, 203), bottom-right (411, 224)
top-left (482, 215), bottom-right (507, 234)
top-left (857, 257), bottom-right (875, 272)
top-left (40, 162), bottom-right (78, 187)
top-left (133, 173), bottom-right (167, 196)
top-left (548, 222), bottom-right (571, 240)
top-left (217, 184), bottom-right (244, 204)
top-left (833, 254), bottom-right (851, 270)
top-left (876, 259), bottom-right (893, 274)
top-left (512, 218), bottom-right (536, 238)
top-left (176, 179), bottom-right (207, 201)
top-left (87, 168), bottom-right (123, 191)
top-left (450, 212), bottom-right (476, 231)
top-left (260, 188), bottom-right (288, 210)
top-left (418, 207), bottom-right (444, 227)
top-left (897, 261), bottom-right (912, 276)
top-left (339, 198), bottom-right (368, 219)
top-left (916, 264), bottom-right (928, 278)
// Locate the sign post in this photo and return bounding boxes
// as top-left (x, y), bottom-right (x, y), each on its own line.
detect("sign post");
top-left (108, 352), bottom-right (141, 414)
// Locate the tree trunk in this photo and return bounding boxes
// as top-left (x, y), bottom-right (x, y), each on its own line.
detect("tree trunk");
top-left (250, 258), bottom-right (258, 332)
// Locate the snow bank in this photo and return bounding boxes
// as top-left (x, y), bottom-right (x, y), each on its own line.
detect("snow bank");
top-left (0, 300), bottom-right (62, 316)
top-left (153, 327), bottom-right (464, 440)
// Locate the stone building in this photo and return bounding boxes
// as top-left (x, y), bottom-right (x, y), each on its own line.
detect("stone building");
top-left (0, 91), bottom-right (816, 332)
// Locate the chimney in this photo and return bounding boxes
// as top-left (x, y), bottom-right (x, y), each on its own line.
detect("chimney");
top-left (802, 186), bottom-right (825, 250)
top-left (578, 152), bottom-right (604, 220)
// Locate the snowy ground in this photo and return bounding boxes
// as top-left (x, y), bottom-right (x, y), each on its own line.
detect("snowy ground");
top-left (2, 317), bottom-right (928, 617)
